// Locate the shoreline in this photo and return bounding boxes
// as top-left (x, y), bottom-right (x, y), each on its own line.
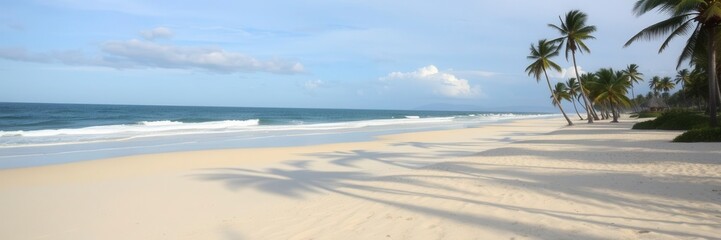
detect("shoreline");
top-left (0, 114), bottom-right (559, 169)
top-left (1, 117), bottom-right (720, 239)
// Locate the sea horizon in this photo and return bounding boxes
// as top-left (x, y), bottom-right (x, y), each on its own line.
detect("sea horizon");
top-left (0, 101), bottom-right (555, 114)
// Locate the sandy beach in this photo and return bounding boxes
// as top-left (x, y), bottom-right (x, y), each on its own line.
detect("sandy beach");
top-left (1, 117), bottom-right (720, 240)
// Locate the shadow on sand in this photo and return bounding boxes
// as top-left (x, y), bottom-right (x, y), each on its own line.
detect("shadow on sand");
top-left (192, 122), bottom-right (721, 239)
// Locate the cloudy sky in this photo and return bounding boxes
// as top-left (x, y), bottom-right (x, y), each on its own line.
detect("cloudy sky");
top-left (0, 0), bottom-right (687, 112)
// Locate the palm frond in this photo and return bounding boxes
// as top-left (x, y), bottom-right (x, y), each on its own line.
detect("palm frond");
top-left (548, 59), bottom-right (562, 72)
top-left (658, 17), bottom-right (696, 53)
top-left (677, 24), bottom-right (702, 68)
top-left (633, 0), bottom-right (683, 16)
top-left (576, 41), bottom-right (592, 54)
top-left (676, 0), bottom-right (705, 15)
top-left (525, 39), bottom-right (562, 82)
top-left (624, 14), bottom-right (695, 48)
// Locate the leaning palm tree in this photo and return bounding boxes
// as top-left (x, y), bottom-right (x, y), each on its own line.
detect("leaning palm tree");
top-left (565, 78), bottom-right (585, 120)
top-left (552, 82), bottom-right (572, 108)
top-left (549, 10), bottom-right (597, 123)
top-left (675, 68), bottom-right (691, 105)
top-left (525, 39), bottom-right (574, 126)
top-left (621, 64), bottom-right (644, 112)
top-left (590, 68), bottom-right (632, 122)
top-left (625, 0), bottom-right (720, 127)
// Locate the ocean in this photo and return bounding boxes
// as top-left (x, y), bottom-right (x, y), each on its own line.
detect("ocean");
top-left (0, 102), bottom-right (555, 168)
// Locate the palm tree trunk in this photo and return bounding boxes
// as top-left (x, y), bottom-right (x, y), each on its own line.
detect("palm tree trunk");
top-left (630, 85), bottom-right (638, 112)
top-left (716, 78), bottom-right (721, 106)
top-left (610, 100), bottom-right (619, 123)
top-left (571, 94), bottom-right (584, 120)
top-left (603, 100), bottom-right (611, 119)
top-left (571, 51), bottom-right (594, 123)
top-left (543, 69), bottom-right (573, 126)
top-left (577, 95), bottom-right (587, 111)
top-left (707, 28), bottom-right (718, 128)
top-left (590, 105), bottom-right (598, 120)
top-left (681, 81), bottom-right (687, 108)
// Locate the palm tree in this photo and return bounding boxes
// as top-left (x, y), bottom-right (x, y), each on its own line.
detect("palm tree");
top-left (579, 72), bottom-right (602, 119)
top-left (584, 72), bottom-right (613, 119)
top-left (675, 68), bottom-right (691, 105)
top-left (625, 0), bottom-right (720, 127)
top-left (552, 82), bottom-right (572, 108)
top-left (660, 76), bottom-right (676, 92)
top-left (591, 68), bottom-right (632, 122)
top-left (688, 41), bottom-right (721, 106)
top-left (659, 76), bottom-right (677, 94)
top-left (649, 76), bottom-right (662, 96)
top-left (549, 10), bottom-right (597, 123)
top-left (688, 66), bottom-right (711, 109)
top-left (634, 94), bottom-right (647, 108)
top-left (525, 39), bottom-right (574, 126)
top-left (565, 78), bottom-right (585, 120)
top-left (621, 64), bottom-right (644, 112)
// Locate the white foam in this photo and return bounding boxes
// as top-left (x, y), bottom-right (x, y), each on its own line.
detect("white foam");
top-left (0, 114), bottom-right (556, 147)
top-left (0, 119), bottom-right (261, 146)
top-left (137, 120), bottom-right (183, 126)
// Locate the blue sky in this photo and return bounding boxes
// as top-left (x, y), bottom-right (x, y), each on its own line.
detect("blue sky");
top-left (0, 0), bottom-right (686, 112)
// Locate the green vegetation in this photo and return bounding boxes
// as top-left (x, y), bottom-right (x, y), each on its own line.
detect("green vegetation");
top-left (621, 64), bottom-right (644, 112)
top-left (633, 111), bottom-right (720, 142)
top-left (527, 4), bottom-right (721, 126)
top-left (525, 39), bottom-right (574, 126)
top-left (588, 68), bottom-right (632, 122)
top-left (625, 0), bottom-right (720, 127)
top-left (565, 78), bottom-right (585, 120)
top-left (631, 120), bottom-right (657, 130)
top-left (632, 111), bottom-right (717, 130)
top-left (549, 10), bottom-right (597, 123)
top-left (636, 111), bottom-right (663, 118)
top-left (673, 128), bottom-right (721, 142)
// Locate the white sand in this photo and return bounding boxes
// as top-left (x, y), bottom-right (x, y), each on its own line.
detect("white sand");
top-left (1, 117), bottom-right (720, 240)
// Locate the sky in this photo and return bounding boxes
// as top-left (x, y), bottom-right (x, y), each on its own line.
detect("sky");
top-left (0, 0), bottom-right (689, 112)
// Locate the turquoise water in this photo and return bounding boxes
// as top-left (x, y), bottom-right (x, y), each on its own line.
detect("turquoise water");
top-left (0, 102), bottom-right (555, 168)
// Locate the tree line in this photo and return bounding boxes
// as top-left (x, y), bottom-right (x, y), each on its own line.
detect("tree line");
top-left (526, 1), bottom-right (721, 128)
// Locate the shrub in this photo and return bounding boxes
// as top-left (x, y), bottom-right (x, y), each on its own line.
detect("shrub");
top-left (656, 114), bottom-right (709, 130)
top-left (636, 111), bottom-right (662, 118)
top-left (632, 111), bottom-right (713, 130)
top-left (632, 120), bottom-right (658, 129)
top-left (673, 128), bottom-right (721, 142)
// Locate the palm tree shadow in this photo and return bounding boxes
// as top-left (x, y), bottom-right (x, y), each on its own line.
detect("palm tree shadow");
top-left (191, 163), bottom-right (718, 239)
top-left (308, 150), bottom-right (431, 169)
top-left (390, 141), bottom-right (481, 149)
top-left (194, 167), bottom-right (371, 198)
top-left (191, 166), bottom-right (613, 239)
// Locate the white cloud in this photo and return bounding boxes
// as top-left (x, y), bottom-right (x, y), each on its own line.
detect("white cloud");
top-left (0, 39), bottom-right (304, 74)
top-left (551, 66), bottom-right (586, 79)
top-left (140, 27), bottom-right (173, 40)
top-left (101, 39), bottom-right (304, 74)
top-left (303, 79), bottom-right (323, 90)
top-left (448, 69), bottom-right (498, 78)
top-left (380, 65), bottom-right (480, 98)
top-left (0, 47), bottom-right (110, 66)
top-left (0, 48), bottom-right (47, 62)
